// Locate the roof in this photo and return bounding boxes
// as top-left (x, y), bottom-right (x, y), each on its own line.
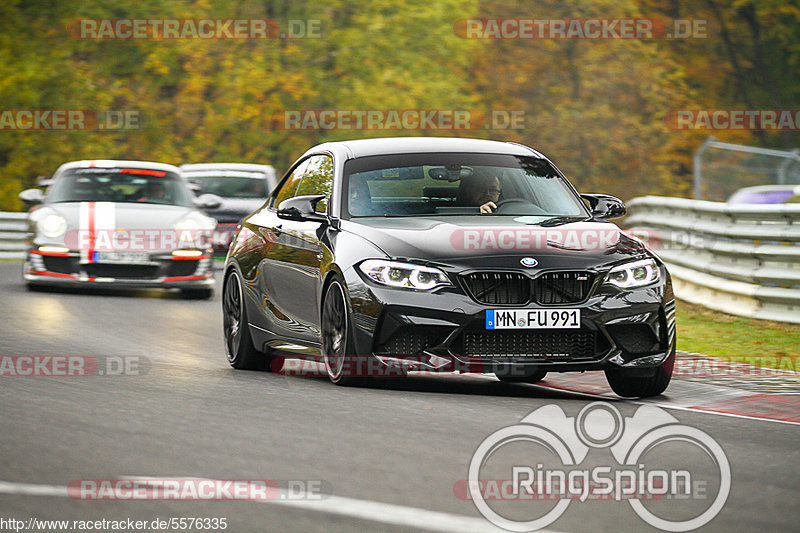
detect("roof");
top-left (300, 137), bottom-right (544, 160)
top-left (53, 160), bottom-right (181, 176)
top-left (730, 184), bottom-right (800, 193)
top-left (181, 170), bottom-right (269, 179)
top-left (179, 163), bottom-right (275, 174)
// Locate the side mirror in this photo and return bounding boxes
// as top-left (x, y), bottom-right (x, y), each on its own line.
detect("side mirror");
top-left (277, 195), bottom-right (327, 223)
top-left (195, 193), bottom-right (223, 209)
top-left (581, 194), bottom-right (626, 219)
top-left (19, 188), bottom-right (44, 204)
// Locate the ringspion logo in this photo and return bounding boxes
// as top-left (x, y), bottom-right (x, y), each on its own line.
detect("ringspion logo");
top-left (463, 403), bottom-right (729, 531)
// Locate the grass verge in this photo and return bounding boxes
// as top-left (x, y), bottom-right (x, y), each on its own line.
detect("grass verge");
top-left (677, 300), bottom-right (800, 371)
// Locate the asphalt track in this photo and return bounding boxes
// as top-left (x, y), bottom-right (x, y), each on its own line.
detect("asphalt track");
top-left (1, 262), bottom-right (798, 532)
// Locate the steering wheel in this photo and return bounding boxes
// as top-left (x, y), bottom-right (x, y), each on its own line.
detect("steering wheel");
top-left (491, 198), bottom-right (546, 214)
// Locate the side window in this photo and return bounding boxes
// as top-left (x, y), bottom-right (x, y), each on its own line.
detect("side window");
top-left (295, 155), bottom-right (334, 214)
top-left (272, 159), bottom-right (310, 208)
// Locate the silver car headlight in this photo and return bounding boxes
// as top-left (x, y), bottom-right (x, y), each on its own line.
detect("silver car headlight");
top-left (39, 214), bottom-right (67, 238)
top-left (174, 215), bottom-right (215, 248)
top-left (605, 258), bottom-right (660, 289)
top-left (359, 260), bottom-right (451, 290)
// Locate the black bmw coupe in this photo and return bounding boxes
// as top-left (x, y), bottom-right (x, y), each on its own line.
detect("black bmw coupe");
top-left (223, 137), bottom-right (676, 397)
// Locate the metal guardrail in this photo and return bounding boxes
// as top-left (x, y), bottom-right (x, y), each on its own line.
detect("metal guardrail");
top-left (5, 201), bottom-right (800, 324)
top-left (0, 212), bottom-right (28, 260)
top-left (623, 196), bottom-right (800, 324)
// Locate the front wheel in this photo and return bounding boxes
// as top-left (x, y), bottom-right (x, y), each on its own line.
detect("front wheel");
top-left (222, 269), bottom-right (273, 370)
top-left (321, 279), bottom-right (365, 386)
top-left (605, 348), bottom-right (675, 398)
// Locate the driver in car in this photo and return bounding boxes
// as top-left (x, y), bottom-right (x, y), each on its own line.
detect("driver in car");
top-left (456, 170), bottom-right (501, 213)
top-left (136, 181), bottom-right (169, 203)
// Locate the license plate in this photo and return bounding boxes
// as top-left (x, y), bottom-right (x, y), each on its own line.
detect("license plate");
top-left (94, 251), bottom-right (150, 263)
top-left (486, 309), bottom-right (581, 329)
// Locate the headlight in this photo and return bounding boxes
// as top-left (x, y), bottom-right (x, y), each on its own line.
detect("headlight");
top-left (39, 214), bottom-right (67, 238)
top-left (175, 217), bottom-right (200, 232)
top-left (605, 258), bottom-right (660, 289)
top-left (175, 216), bottom-right (212, 248)
top-left (359, 260), bottom-right (451, 290)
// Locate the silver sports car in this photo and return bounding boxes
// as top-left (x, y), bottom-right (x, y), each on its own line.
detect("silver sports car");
top-left (19, 160), bottom-right (219, 298)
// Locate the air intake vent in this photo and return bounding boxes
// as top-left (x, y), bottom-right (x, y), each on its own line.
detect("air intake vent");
top-left (462, 330), bottom-right (598, 359)
top-left (461, 271), bottom-right (594, 305)
top-left (534, 272), bottom-right (594, 304)
top-left (461, 272), bottom-right (530, 305)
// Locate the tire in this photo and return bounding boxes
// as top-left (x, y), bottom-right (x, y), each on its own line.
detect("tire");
top-left (605, 347), bottom-right (675, 398)
top-left (321, 278), bottom-right (365, 386)
top-left (181, 288), bottom-right (213, 299)
top-left (26, 283), bottom-right (48, 292)
top-left (495, 364), bottom-right (548, 384)
top-left (222, 269), bottom-right (273, 370)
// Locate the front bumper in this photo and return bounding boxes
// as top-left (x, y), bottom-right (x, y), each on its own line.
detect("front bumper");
top-left (343, 265), bottom-right (676, 374)
top-left (24, 249), bottom-right (214, 289)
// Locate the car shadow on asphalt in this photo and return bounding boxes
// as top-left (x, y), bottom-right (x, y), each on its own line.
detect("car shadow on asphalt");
top-left (23, 283), bottom-right (210, 300)
top-left (259, 360), bottom-right (620, 402)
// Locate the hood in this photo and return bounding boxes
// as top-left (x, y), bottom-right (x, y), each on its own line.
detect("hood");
top-left (341, 216), bottom-right (649, 271)
top-left (44, 202), bottom-right (204, 230)
top-left (33, 202), bottom-right (216, 250)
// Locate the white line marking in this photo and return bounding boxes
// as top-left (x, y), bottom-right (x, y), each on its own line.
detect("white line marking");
top-left (644, 403), bottom-right (800, 426)
top-left (0, 479), bottom-right (545, 533)
top-left (0, 481), bottom-right (68, 497)
top-left (533, 376), bottom-right (800, 425)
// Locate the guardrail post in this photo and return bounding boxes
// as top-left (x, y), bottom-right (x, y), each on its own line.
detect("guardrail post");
top-left (693, 136), bottom-right (715, 200)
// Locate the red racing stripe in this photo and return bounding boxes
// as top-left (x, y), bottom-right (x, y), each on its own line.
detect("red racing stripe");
top-left (87, 201), bottom-right (95, 264)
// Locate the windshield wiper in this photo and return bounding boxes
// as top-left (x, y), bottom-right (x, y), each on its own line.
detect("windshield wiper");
top-left (536, 215), bottom-right (589, 227)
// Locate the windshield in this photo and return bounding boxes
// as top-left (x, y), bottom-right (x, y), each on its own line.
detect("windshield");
top-left (343, 153), bottom-right (588, 219)
top-left (46, 168), bottom-right (193, 206)
top-left (728, 190), bottom-right (795, 204)
top-left (184, 175), bottom-right (268, 199)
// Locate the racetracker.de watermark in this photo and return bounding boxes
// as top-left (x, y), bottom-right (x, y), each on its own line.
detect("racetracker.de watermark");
top-left (0, 110), bottom-right (139, 131)
top-left (676, 355), bottom-right (800, 378)
top-left (67, 19), bottom-right (321, 39)
top-left (665, 109), bottom-right (800, 130)
top-left (454, 18), bottom-right (708, 40)
top-left (462, 402), bottom-right (730, 531)
top-left (0, 356), bottom-right (149, 377)
top-left (63, 228), bottom-right (215, 253)
top-left (277, 357), bottom-right (502, 377)
top-left (271, 109), bottom-right (525, 130)
top-left (68, 478), bottom-right (328, 501)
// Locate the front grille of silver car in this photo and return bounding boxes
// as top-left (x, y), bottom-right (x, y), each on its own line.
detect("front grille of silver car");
top-left (84, 264), bottom-right (159, 279)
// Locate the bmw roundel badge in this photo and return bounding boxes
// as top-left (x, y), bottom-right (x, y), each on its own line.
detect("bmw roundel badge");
top-left (520, 257), bottom-right (538, 267)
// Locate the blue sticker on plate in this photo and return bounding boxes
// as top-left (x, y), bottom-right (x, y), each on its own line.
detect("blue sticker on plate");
top-left (485, 309), bottom-right (495, 329)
